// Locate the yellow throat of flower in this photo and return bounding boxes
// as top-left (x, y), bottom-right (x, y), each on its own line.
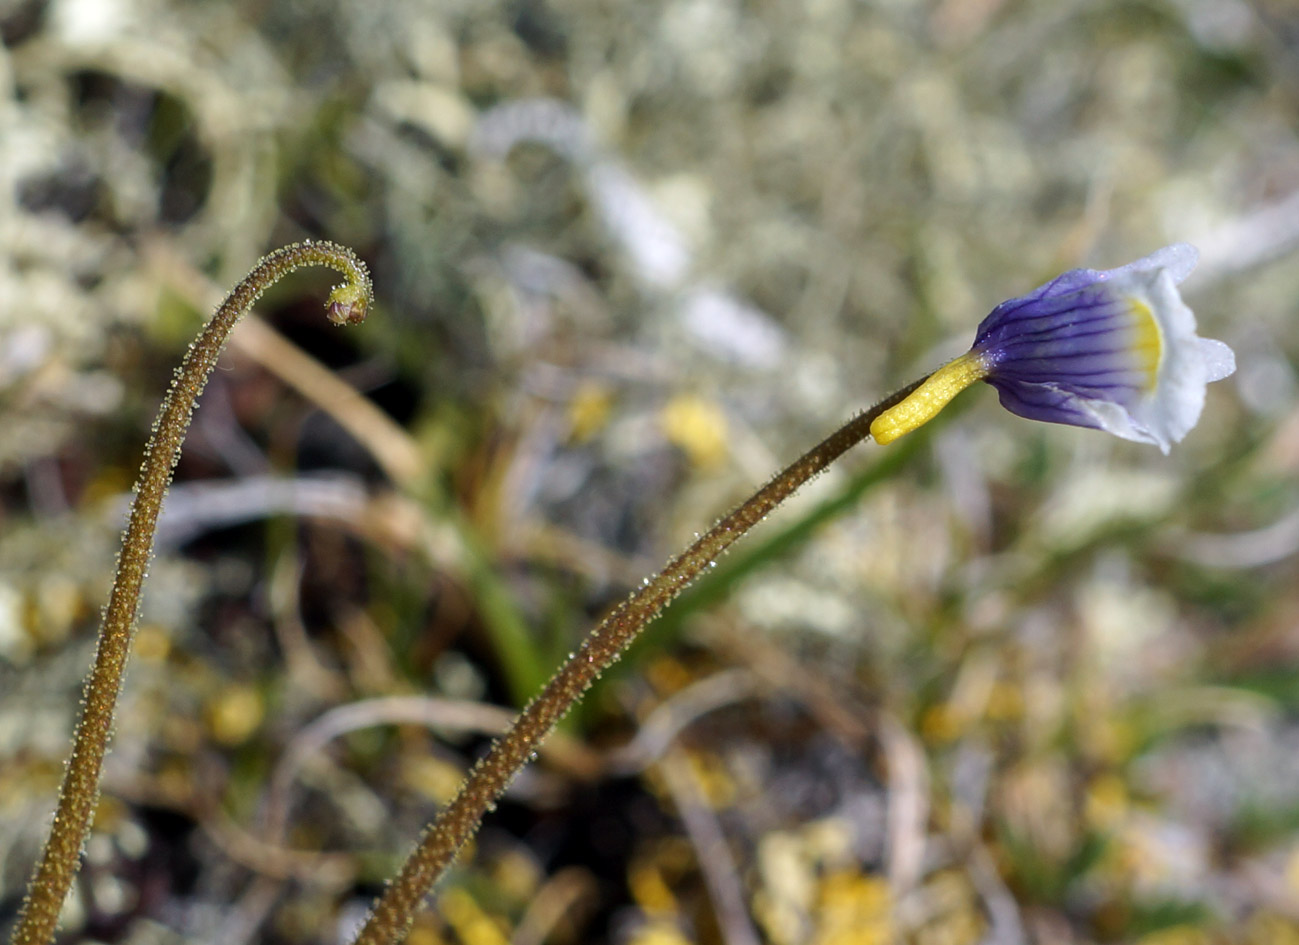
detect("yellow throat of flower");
top-left (1127, 297), bottom-right (1163, 390)
top-left (870, 351), bottom-right (990, 445)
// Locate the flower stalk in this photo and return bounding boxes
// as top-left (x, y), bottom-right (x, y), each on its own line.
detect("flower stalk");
top-left (352, 243), bottom-right (1236, 944)
top-left (10, 241), bottom-right (372, 945)
top-left (350, 375), bottom-right (928, 945)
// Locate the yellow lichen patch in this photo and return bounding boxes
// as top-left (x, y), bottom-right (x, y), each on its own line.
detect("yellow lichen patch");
top-left (755, 821), bottom-right (868, 945)
top-left (754, 831), bottom-right (815, 945)
top-left (133, 624), bottom-right (171, 663)
top-left (1079, 712), bottom-right (1141, 768)
top-left (911, 870), bottom-right (986, 945)
top-left (81, 468), bottom-right (134, 507)
top-left (567, 380), bottom-right (615, 442)
top-left (644, 655), bottom-right (694, 696)
top-left (687, 750), bottom-right (738, 808)
top-left (492, 850), bottom-right (542, 903)
top-left (1287, 844), bottom-right (1299, 895)
top-left (629, 838), bottom-right (694, 918)
top-left (0, 581), bottom-right (31, 664)
top-left (629, 859), bottom-right (679, 917)
top-left (660, 394), bottom-right (730, 468)
top-left (801, 819), bottom-right (856, 866)
top-left (156, 757), bottom-right (197, 803)
top-left (90, 796), bottom-right (129, 832)
top-left (440, 888), bottom-right (510, 945)
top-left (1135, 925), bottom-right (1212, 945)
top-left (1084, 773), bottom-right (1129, 831)
top-left (626, 921), bottom-right (693, 945)
top-left (812, 872), bottom-right (893, 945)
top-left (985, 681), bottom-right (1024, 721)
top-left (870, 351), bottom-right (990, 445)
top-left (34, 574), bottom-right (83, 647)
top-left (204, 683), bottom-right (265, 746)
top-left (1244, 914), bottom-right (1299, 945)
top-left (406, 918), bottom-right (451, 945)
top-left (920, 702), bottom-right (963, 744)
top-left (403, 755), bottom-right (468, 805)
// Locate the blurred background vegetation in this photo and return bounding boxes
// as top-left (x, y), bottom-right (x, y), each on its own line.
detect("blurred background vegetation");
top-left (1, 0), bottom-right (1297, 942)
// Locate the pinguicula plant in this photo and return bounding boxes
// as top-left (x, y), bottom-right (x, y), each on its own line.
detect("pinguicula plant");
top-left (11, 242), bottom-right (1233, 945)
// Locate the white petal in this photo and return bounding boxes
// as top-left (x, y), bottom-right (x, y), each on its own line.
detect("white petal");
top-left (1118, 269), bottom-right (1212, 450)
top-left (1112, 243), bottom-right (1200, 285)
top-left (1074, 396), bottom-right (1171, 452)
top-left (1199, 338), bottom-right (1236, 382)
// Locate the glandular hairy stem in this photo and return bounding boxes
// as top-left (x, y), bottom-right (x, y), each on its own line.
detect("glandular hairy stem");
top-left (11, 241), bottom-right (372, 945)
top-left (351, 375), bottom-right (927, 945)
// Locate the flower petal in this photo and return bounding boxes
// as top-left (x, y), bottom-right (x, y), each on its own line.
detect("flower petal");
top-left (1199, 338), bottom-right (1236, 383)
top-left (1107, 243), bottom-right (1199, 285)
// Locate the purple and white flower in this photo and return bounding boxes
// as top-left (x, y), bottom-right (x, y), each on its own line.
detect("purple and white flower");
top-left (870, 244), bottom-right (1235, 452)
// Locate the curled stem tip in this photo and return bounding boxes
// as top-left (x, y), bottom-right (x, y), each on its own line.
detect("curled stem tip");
top-left (327, 281), bottom-right (372, 326)
top-left (10, 239), bottom-right (371, 945)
